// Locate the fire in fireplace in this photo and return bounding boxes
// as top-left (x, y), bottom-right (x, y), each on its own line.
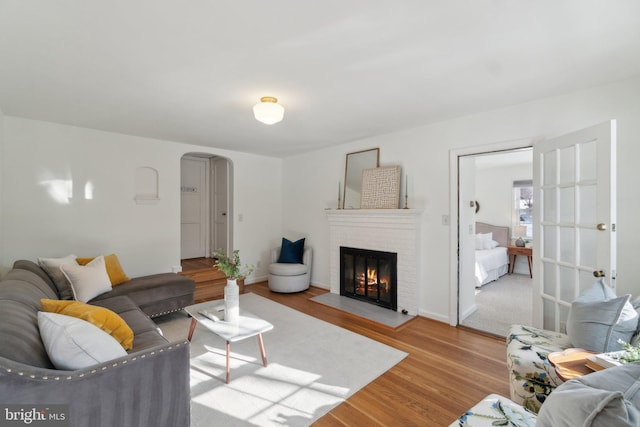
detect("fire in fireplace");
top-left (340, 246), bottom-right (397, 310)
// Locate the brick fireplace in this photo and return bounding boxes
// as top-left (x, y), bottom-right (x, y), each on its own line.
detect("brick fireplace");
top-left (326, 209), bottom-right (422, 315)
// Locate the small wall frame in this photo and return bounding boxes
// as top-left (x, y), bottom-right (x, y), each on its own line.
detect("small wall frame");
top-left (360, 166), bottom-right (401, 209)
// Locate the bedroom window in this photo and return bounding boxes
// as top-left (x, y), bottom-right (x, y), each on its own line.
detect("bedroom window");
top-left (513, 180), bottom-right (533, 238)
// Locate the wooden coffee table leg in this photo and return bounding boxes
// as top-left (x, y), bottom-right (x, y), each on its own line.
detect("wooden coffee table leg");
top-left (257, 334), bottom-right (268, 367)
top-left (226, 341), bottom-right (231, 384)
top-left (187, 317), bottom-right (197, 342)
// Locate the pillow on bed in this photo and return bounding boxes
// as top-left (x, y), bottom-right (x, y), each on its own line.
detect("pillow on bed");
top-left (475, 233), bottom-right (494, 250)
top-left (488, 240), bottom-right (500, 249)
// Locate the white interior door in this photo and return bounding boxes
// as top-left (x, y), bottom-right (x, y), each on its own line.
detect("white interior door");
top-left (212, 157), bottom-right (229, 255)
top-left (181, 156), bottom-right (209, 259)
top-left (458, 156), bottom-right (477, 322)
top-left (533, 120), bottom-right (616, 331)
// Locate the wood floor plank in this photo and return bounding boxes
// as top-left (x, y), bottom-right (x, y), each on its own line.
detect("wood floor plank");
top-left (232, 282), bottom-right (510, 426)
top-left (180, 257), bottom-right (245, 302)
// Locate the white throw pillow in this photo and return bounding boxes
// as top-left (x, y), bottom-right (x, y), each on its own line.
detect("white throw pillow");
top-left (38, 312), bottom-right (127, 370)
top-left (474, 234), bottom-right (483, 250)
top-left (37, 254), bottom-right (79, 300)
top-left (475, 233), bottom-right (493, 250)
top-left (60, 255), bottom-right (112, 302)
top-left (482, 232), bottom-right (493, 248)
top-left (488, 239), bottom-right (500, 249)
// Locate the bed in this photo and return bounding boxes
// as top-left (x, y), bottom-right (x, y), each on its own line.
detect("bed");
top-left (474, 222), bottom-right (510, 287)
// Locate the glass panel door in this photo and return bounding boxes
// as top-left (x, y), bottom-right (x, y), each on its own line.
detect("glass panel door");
top-left (533, 121), bottom-right (616, 331)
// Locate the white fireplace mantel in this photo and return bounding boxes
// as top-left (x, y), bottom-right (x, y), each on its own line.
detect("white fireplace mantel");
top-left (326, 208), bottom-right (422, 228)
top-left (326, 208), bottom-right (423, 315)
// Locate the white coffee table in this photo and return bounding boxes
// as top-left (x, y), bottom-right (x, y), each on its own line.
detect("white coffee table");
top-left (184, 301), bottom-right (274, 384)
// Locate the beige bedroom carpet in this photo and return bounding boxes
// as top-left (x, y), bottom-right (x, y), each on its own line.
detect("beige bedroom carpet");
top-left (460, 274), bottom-right (533, 337)
top-left (155, 293), bottom-right (407, 427)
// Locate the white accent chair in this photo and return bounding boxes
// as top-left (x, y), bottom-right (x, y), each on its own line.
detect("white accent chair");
top-left (268, 246), bottom-right (312, 293)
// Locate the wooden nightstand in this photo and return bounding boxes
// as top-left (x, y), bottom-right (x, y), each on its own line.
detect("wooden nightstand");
top-left (507, 245), bottom-right (533, 278)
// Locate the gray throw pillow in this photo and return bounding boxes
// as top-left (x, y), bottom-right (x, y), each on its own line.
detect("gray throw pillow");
top-left (38, 255), bottom-right (79, 300)
top-left (631, 296), bottom-right (640, 346)
top-left (537, 363), bottom-right (640, 426)
top-left (566, 280), bottom-right (638, 352)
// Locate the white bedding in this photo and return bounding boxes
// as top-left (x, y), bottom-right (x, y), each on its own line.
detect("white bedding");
top-left (475, 246), bottom-right (509, 287)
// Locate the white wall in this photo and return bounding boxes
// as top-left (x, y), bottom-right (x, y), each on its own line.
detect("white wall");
top-left (0, 117), bottom-right (283, 281)
top-left (476, 163), bottom-right (531, 228)
top-left (476, 162), bottom-right (532, 275)
top-left (231, 149), bottom-right (284, 282)
top-left (283, 76), bottom-right (640, 323)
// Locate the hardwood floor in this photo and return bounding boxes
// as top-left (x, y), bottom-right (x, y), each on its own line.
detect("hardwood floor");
top-left (241, 282), bottom-right (511, 426)
top-left (180, 257), bottom-right (244, 302)
top-left (181, 257), bottom-right (218, 271)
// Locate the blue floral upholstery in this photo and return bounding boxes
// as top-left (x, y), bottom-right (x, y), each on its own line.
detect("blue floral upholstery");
top-left (452, 323), bottom-right (638, 425)
top-left (449, 394), bottom-right (537, 427)
top-left (506, 324), bottom-right (573, 413)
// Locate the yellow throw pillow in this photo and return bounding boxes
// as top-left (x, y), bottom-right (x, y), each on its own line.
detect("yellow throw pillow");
top-left (76, 254), bottom-right (130, 286)
top-left (40, 299), bottom-right (134, 350)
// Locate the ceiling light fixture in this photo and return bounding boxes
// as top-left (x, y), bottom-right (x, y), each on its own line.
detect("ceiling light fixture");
top-left (253, 96), bottom-right (284, 125)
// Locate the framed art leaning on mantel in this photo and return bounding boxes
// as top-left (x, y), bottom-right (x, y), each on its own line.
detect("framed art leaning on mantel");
top-left (360, 165), bottom-right (401, 209)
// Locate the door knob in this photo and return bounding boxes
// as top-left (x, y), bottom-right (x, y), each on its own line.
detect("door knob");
top-left (597, 223), bottom-right (607, 231)
top-left (222, 212), bottom-right (226, 216)
top-left (593, 270), bottom-right (606, 278)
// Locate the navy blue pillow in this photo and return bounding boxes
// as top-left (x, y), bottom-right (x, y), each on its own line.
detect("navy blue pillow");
top-left (278, 238), bottom-right (305, 264)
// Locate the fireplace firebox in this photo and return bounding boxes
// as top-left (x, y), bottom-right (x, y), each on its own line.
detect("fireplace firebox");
top-left (340, 246), bottom-right (397, 310)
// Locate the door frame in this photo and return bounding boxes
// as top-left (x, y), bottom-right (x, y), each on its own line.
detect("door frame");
top-left (448, 138), bottom-right (534, 326)
top-left (180, 153), bottom-right (233, 261)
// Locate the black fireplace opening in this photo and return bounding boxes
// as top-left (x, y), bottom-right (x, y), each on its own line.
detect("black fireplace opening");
top-left (340, 246), bottom-right (397, 311)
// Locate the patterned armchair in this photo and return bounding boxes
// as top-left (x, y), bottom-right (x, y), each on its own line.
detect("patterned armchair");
top-left (506, 324), bottom-right (573, 413)
top-left (449, 325), bottom-right (573, 426)
top-left (451, 322), bottom-right (640, 425)
top-left (449, 394), bottom-right (537, 427)
top-left (452, 362), bottom-right (640, 426)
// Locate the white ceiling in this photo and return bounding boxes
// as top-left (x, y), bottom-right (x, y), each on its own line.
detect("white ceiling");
top-left (1, 1), bottom-right (639, 158)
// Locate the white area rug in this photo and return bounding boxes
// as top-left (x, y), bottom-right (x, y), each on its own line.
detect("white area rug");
top-left (155, 293), bottom-right (408, 426)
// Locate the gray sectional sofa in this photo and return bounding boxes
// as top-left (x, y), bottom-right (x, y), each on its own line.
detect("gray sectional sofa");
top-left (0, 260), bottom-right (195, 427)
